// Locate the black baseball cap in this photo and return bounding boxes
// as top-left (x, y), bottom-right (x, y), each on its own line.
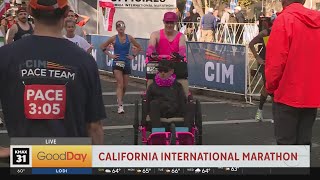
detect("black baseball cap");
top-left (158, 60), bottom-right (174, 72)
top-left (17, 7), bottom-right (27, 14)
top-left (29, 0), bottom-right (68, 11)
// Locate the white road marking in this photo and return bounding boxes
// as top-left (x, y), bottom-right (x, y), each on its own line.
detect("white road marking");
top-left (103, 101), bottom-right (227, 108)
top-left (0, 101), bottom-right (229, 111)
top-left (102, 91), bottom-right (142, 96)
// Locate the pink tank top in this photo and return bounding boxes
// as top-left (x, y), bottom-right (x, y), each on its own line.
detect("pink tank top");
top-left (156, 29), bottom-right (182, 56)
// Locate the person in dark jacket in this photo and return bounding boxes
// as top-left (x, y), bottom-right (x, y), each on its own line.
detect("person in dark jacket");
top-left (266, 0), bottom-right (320, 145)
top-left (146, 60), bottom-right (191, 129)
top-left (182, 12), bottom-right (193, 41)
top-left (191, 9), bottom-right (201, 41)
top-left (234, 6), bottom-right (245, 44)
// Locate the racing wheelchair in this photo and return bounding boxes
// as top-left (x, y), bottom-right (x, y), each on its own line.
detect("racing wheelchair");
top-left (133, 53), bottom-right (203, 145)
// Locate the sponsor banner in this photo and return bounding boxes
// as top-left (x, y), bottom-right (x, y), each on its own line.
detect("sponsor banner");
top-left (88, 35), bottom-right (247, 94)
top-left (92, 145), bottom-right (310, 168)
top-left (187, 42), bottom-right (247, 94)
top-left (112, 0), bottom-right (176, 9)
top-left (88, 35), bottom-right (113, 72)
top-left (130, 38), bottom-right (148, 78)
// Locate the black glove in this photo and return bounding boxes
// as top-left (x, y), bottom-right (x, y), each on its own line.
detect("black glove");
top-left (171, 52), bottom-right (184, 61)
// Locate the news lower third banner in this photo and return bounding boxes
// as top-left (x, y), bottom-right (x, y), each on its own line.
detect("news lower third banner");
top-left (10, 138), bottom-right (309, 171)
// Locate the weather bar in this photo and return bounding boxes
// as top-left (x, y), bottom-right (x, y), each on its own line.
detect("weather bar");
top-left (10, 167), bottom-right (310, 175)
top-left (92, 167), bottom-right (310, 175)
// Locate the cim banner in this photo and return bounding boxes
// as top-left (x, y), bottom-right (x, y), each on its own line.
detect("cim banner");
top-left (88, 35), bottom-right (247, 94)
top-left (111, 0), bottom-right (176, 9)
top-left (187, 42), bottom-right (246, 94)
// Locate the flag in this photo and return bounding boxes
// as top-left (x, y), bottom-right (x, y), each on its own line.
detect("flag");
top-left (230, 0), bottom-right (238, 13)
top-left (0, 0), bottom-right (10, 18)
top-left (99, 0), bottom-right (115, 32)
top-left (183, 0), bottom-right (192, 19)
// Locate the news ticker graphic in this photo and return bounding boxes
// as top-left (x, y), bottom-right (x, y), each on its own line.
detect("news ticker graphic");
top-left (9, 138), bottom-right (311, 175)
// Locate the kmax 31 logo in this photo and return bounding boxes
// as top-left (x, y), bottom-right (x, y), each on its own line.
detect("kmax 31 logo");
top-left (32, 146), bottom-right (92, 167)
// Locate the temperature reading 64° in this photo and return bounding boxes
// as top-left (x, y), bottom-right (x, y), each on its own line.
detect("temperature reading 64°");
top-left (112, 168), bottom-right (121, 174)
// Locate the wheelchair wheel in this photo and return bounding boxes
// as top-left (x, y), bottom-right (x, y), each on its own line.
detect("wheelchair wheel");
top-left (195, 99), bottom-right (203, 145)
top-left (170, 123), bottom-right (176, 145)
top-left (133, 99), bottom-right (139, 145)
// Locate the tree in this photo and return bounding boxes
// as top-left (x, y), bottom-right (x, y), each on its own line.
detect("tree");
top-left (238, 0), bottom-right (256, 7)
top-left (177, 0), bottom-right (186, 13)
top-left (192, 0), bottom-right (205, 16)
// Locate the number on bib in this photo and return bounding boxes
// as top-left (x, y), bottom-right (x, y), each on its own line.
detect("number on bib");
top-left (114, 61), bottom-right (125, 68)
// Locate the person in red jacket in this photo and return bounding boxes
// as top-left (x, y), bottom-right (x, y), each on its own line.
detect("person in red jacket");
top-left (265, 0), bottom-right (320, 145)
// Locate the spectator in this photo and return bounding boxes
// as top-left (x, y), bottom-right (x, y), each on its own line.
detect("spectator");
top-left (6, 7), bottom-right (34, 44)
top-left (234, 6), bottom-right (245, 44)
top-left (75, 13), bottom-right (90, 27)
top-left (220, 5), bottom-right (231, 43)
top-left (182, 12), bottom-right (193, 41)
top-left (0, 19), bottom-right (5, 47)
top-left (62, 10), bottom-right (86, 39)
top-left (176, 10), bottom-right (183, 31)
top-left (200, 8), bottom-right (215, 42)
top-left (64, 20), bottom-right (92, 53)
top-left (5, 13), bottom-right (15, 29)
top-left (270, 9), bottom-right (277, 21)
top-left (221, 5), bottom-right (230, 24)
top-left (213, 9), bottom-right (220, 31)
top-left (1, 17), bottom-right (8, 34)
top-left (0, 17), bottom-right (6, 44)
top-left (266, 0), bottom-right (320, 145)
top-left (191, 9), bottom-right (201, 41)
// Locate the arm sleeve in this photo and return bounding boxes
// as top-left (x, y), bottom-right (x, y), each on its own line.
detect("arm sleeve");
top-left (201, 16), bottom-right (204, 27)
top-left (265, 16), bottom-right (290, 95)
top-left (85, 56), bottom-right (107, 123)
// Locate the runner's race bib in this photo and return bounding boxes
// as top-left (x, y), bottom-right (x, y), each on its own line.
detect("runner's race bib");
top-left (146, 62), bottom-right (159, 79)
top-left (24, 85), bottom-right (66, 120)
top-left (146, 62), bottom-right (158, 75)
top-left (114, 61), bottom-right (125, 69)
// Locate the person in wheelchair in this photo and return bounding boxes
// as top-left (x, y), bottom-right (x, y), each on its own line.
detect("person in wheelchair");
top-left (146, 60), bottom-right (193, 130)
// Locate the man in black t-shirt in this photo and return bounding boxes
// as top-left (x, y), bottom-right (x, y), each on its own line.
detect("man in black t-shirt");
top-left (0, 0), bottom-right (106, 151)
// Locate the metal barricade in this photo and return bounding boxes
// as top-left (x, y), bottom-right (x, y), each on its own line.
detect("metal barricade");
top-left (177, 22), bottom-right (259, 45)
